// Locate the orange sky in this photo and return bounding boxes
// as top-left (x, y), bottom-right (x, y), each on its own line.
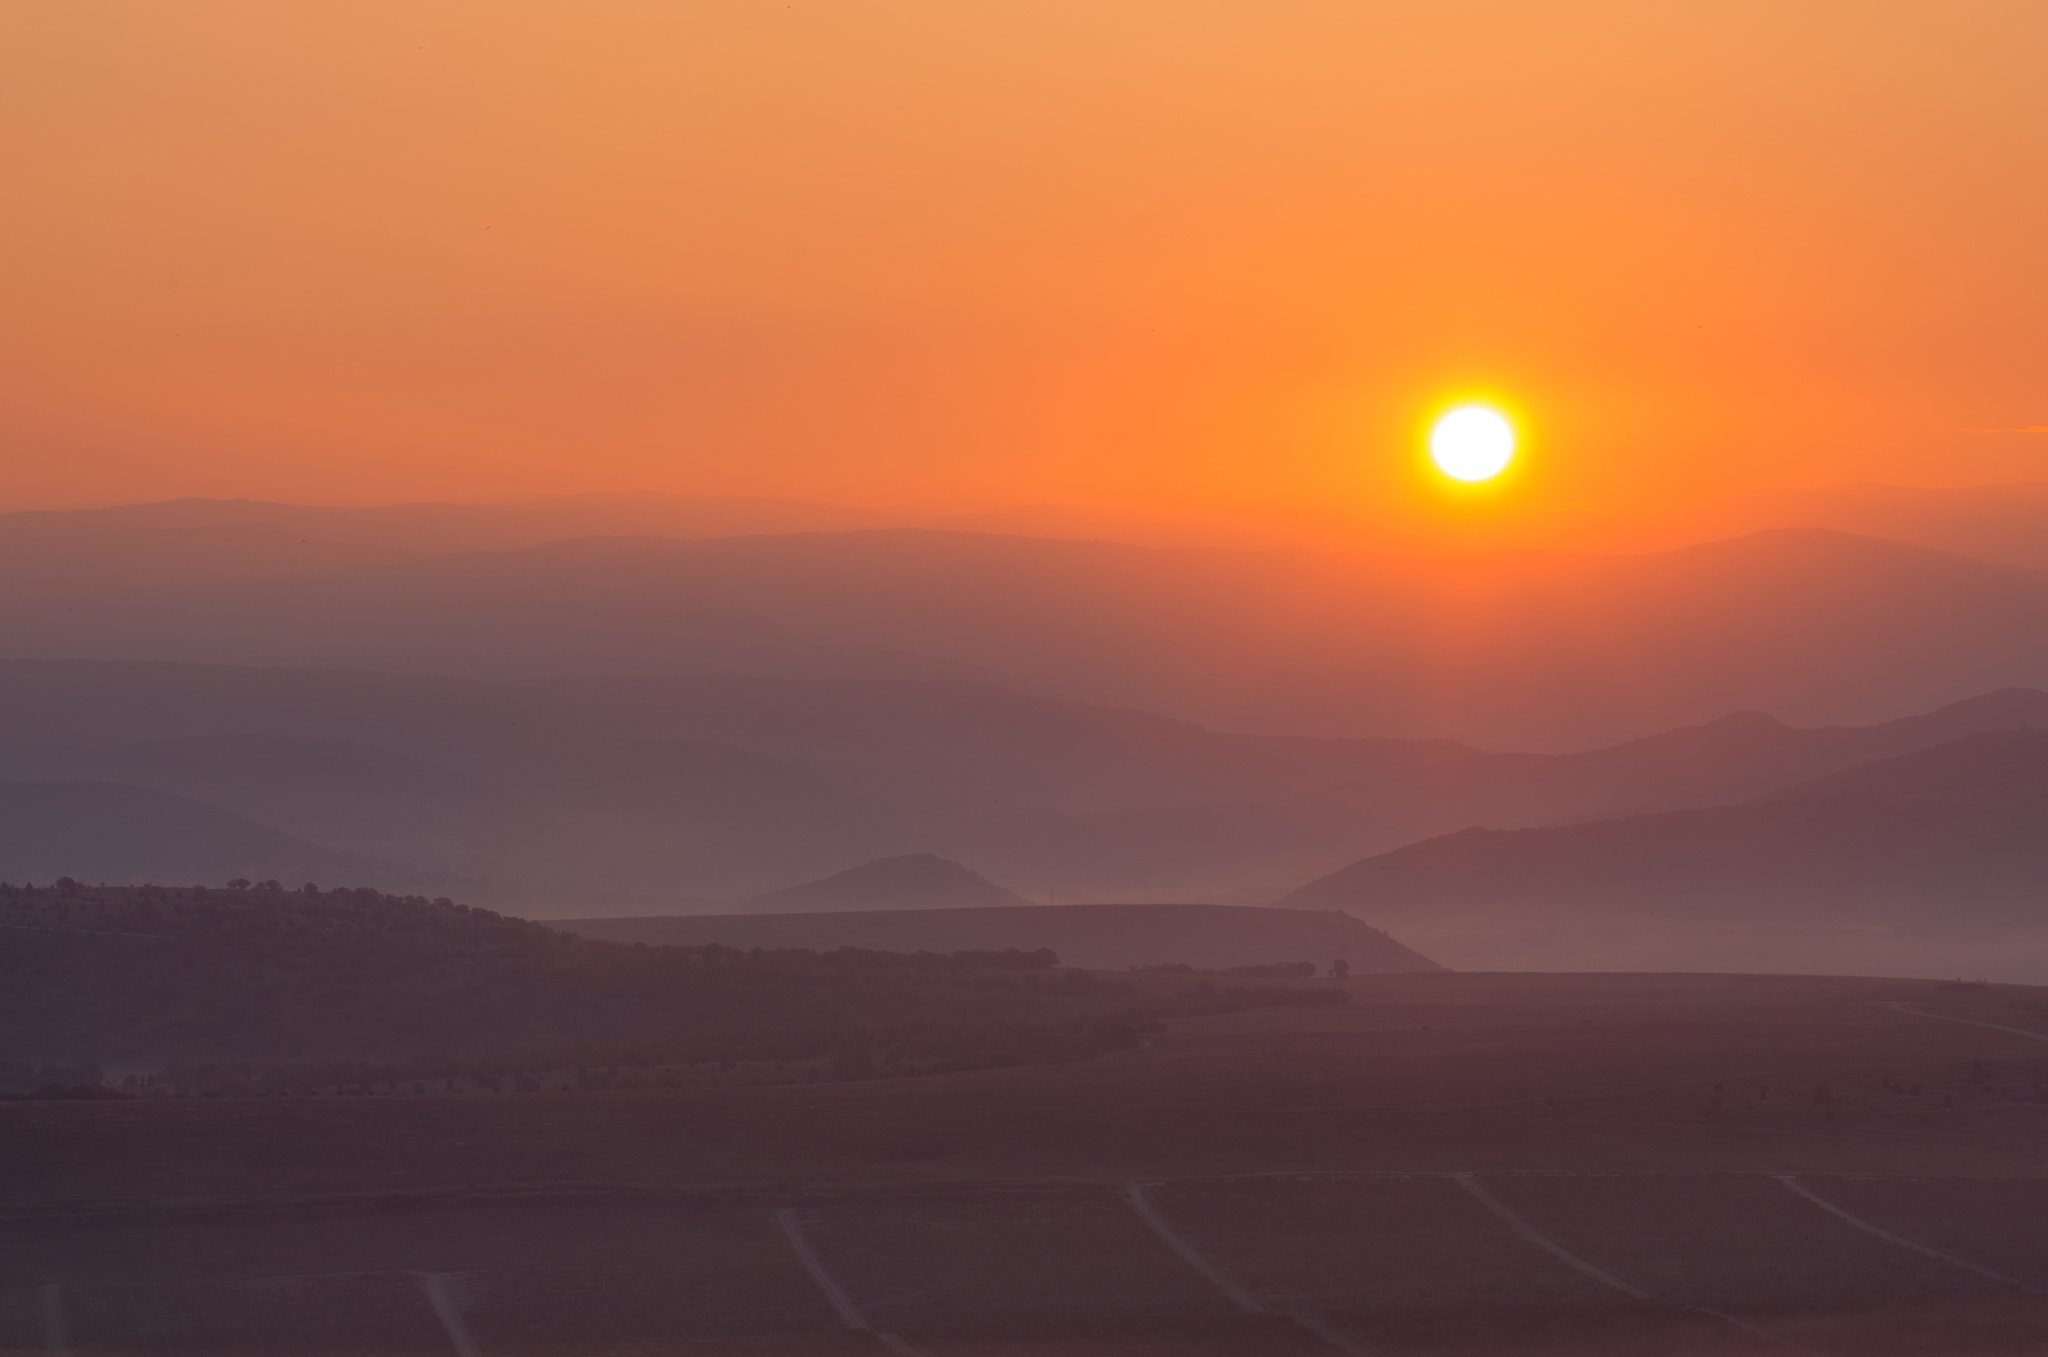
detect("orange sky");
top-left (4, 2), bottom-right (2045, 549)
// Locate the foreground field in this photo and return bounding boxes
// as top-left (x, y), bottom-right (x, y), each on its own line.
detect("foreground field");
top-left (10, 972), bottom-right (2048, 1354)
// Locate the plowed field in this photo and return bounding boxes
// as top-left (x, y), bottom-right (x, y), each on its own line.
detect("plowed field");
top-left (13, 973), bottom-right (2048, 1354)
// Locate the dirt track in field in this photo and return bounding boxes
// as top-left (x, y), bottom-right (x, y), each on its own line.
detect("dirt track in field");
top-left (13, 973), bottom-right (2048, 1354)
top-left (15, 1170), bottom-right (2048, 1355)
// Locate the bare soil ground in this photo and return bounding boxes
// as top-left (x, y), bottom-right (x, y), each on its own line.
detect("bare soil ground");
top-left (1146, 1176), bottom-right (1762, 1356)
top-left (11, 972), bottom-right (2048, 1354)
top-left (797, 1190), bottom-right (1233, 1330)
top-left (1810, 1177), bottom-right (2048, 1286)
top-left (55, 1274), bottom-right (449, 1357)
top-left (1487, 1172), bottom-right (2048, 1354)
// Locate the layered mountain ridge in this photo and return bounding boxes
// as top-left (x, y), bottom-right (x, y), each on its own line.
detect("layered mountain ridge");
top-left (3, 654), bottom-right (2044, 919)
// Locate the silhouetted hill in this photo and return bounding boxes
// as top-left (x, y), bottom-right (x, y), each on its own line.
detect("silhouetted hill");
top-left (1, 883), bottom-right (1355, 1090)
top-left (0, 881), bottom-right (1123, 1068)
top-left (745, 855), bottom-right (1032, 913)
top-left (0, 781), bottom-right (393, 887)
top-left (555, 902), bottom-right (1441, 974)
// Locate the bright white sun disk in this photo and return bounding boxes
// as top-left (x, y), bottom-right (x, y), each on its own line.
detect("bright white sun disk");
top-left (1430, 406), bottom-right (1515, 482)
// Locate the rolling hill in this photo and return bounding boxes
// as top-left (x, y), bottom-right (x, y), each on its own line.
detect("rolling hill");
top-left (0, 882), bottom-right (1162, 1072)
top-left (1276, 729), bottom-right (2048, 978)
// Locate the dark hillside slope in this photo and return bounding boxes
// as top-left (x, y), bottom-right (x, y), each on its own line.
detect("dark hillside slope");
top-left (555, 902), bottom-right (1440, 974)
top-left (0, 883), bottom-right (1134, 1069)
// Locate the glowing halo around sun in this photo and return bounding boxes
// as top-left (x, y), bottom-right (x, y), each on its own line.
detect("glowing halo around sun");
top-left (1429, 405), bottom-right (1516, 482)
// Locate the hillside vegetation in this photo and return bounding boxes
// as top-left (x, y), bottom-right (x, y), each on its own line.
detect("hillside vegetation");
top-left (0, 880), bottom-right (1344, 1097)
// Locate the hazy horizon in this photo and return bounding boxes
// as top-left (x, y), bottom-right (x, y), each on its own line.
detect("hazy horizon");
top-left (12, 476), bottom-right (2048, 556)
top-left (11, 9), bottom-right (2048, 1351)
top-left (8, 3), bottom-right (2048, 554)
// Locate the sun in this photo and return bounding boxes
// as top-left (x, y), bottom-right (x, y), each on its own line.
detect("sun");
top-left (1430, 405), bottom-right (1515, 482)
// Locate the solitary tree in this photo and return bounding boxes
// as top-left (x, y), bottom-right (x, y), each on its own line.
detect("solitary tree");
top-left (1330, 958), bottom-right (1350, 980)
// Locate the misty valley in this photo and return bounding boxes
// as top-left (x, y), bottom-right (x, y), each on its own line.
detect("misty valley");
top-left (10, 1), bottom-right (2048, 1343)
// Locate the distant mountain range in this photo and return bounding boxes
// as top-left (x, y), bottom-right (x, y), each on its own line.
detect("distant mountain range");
top-left (4, 656), bottom-right (2045, 914)
top-left (9, 500), bottom-right (2048, 749)
top-left (0, 493), bottom-right (892, 593)
top-left (15, 479), bottom-right (2048, 580)
top-left (1711, 481), bottom-right (2048, 573)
